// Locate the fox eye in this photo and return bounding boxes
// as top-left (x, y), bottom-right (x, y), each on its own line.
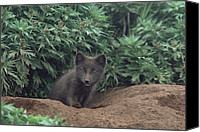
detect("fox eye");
top-left (79, 67), bottom-right (85, 72)
top-left (92, 69), bottom-right (98, 73)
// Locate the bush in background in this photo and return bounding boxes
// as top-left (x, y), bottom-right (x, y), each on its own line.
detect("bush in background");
top-left (1, 4), bottom-right (113, 97)
top-left (1, 2), bottom-right (185, 97)
top-left (100, 2), bottom-right (185, 92)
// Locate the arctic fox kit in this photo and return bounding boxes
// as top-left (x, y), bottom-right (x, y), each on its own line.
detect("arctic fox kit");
top-left (48, 51), bottom-right (106, 108)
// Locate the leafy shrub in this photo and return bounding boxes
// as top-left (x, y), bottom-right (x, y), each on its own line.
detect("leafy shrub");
top-left (131, 1), bottom-right (185, 85)
top-left (99, 2), bottom-right (185, 92)
top-left (1, 4), bottom-right (112, 97)
top-left (1, 101), bottom-right (66, 126)
top-left (1, 2), bottom-right (185, 96)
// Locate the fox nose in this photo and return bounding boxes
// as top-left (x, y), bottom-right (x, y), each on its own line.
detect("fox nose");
top-left (85, 79), bottom-right (90, 84)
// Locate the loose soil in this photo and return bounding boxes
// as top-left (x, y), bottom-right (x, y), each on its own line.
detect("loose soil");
top-left (2, 84), bottom-right (185, 130)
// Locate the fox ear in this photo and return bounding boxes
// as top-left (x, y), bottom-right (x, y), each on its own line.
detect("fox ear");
top-left (95, 54), bottom-right (106, 68)
top-left (75, 51), bottom-right (85, 65)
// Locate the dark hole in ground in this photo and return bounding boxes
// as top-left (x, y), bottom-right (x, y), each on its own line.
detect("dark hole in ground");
top-left (89, 105), bottom-right (109, 109)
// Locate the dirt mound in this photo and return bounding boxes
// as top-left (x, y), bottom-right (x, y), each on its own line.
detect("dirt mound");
top-left (2, 84), bottom-right (185, 130)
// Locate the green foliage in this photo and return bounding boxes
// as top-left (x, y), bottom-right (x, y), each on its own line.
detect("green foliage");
top-left (1, 101), bottom-right (66, 126)
top-left (1, 4), bottom-right (112, 97)
top-left (99, 1), bottom-right (185, 91)
top-left (1, 2), bottom-right (185, 96)
top-left (131, 2), bottom-right (185, 85)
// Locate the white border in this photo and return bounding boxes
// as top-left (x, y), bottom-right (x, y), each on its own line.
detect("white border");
top-left (0, 0), bottom-right (185, 5)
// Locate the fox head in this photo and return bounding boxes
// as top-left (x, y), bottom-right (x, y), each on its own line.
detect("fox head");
top-left (75, 51), bottom-right (106, 87)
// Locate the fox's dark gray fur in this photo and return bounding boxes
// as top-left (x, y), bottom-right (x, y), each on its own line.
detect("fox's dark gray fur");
top-left (48, 51), bottom-right (106, 108)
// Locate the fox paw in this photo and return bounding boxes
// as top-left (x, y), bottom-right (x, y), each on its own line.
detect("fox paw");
top-left (72, 102), bottom-right (82, 108)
